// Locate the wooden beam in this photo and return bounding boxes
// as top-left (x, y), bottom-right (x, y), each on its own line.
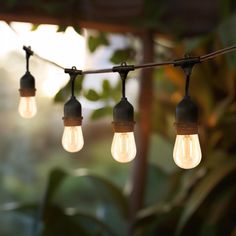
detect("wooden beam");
top-left (0, 12), bottom-right (142, 34)
top-left (129, 30), bottom-right (154, 232)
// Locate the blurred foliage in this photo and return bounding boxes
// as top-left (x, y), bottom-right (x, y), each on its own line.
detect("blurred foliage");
top-left (88, 32), bottom-right (109, 53)
top-left (109, 47), bottom-right (136, 64)
top-left (54, 75), bottom-right (84, 103)
top-left (47, 9), bottom-right (236, 236)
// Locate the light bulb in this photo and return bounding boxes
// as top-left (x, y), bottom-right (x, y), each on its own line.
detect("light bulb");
top-left (18, 96), bottom-right (37, 118)
top-left (173, 134), bottom-right (201, 169)
top-left (62, 126), bottom-right (84, 152)
top-left (111, 132), bottom-right (136, 163)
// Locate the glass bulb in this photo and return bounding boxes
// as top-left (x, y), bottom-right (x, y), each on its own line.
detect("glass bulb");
top-left (62, 126), bottom-right (84, 153)
top-left (173, 134), bottom-right (202, 169)
top-left (18, 96), bottom-right (37, 118)
top-left (111, 132), bottom-right (136, 163)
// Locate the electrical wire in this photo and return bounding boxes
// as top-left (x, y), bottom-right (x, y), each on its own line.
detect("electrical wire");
top-left (26, 43), bottom-right (236, 75)
top-left (79, 44), bottom-right (236, 75)
top-left (33, 53), bottom-right (65, 69)
top-left (7, 22), bottom-right (236, 74)
top-left (199, 44), bottom-right (236, 62)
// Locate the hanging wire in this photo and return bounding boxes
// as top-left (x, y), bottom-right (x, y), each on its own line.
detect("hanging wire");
top-left (26, 52), bottom-right (30, 72)
top-left (8, 22), bottom-right (236, 76)
top-left (21, 43), bottom-right (236, 75)
top-left (200, 44), bottom-right (236, 62)
top-left (33, 53), bottom-right (65, 69)
top-left (71, 75), bottom-right (75, 97)
top-left (120, 71), bottom-right (128, 98)
top-left (8, 23), bottom-right (65, 69)
top-left (23, 46), bottom-right (33, 72)
top-left (8, 22), bottom-right (236, 74)
top-left (68, 67), bottom-right (78, 98)
top-left (185, 74), bottom-right (190, 97)
top-left (80, 44), bottom-right (236, 75)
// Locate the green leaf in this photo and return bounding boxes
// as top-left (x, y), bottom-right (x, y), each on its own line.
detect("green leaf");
top-left (71, 212), bottom-right (118, 236)
top-left (73, 25), bottom-right (83, 35)
top-left (54, 76), bottom-right (84, 103)
top-left (42, 205), bottom-right (91, 236)
top-left (134, 205), bottom-right (181, 236)
top-left (43, 169), bottom-right (68, 205)
top-left (145, 164), bottom-right (170, 205)
top-left (57, 25), bottom-right (68, 32)
top-left (102, 80), bottom-right (110, 93)
top-left (54, 80), bottom-right (71, 103)
top-left (88, 33), bottom-right (109, 53)
top-left (110, 48), bottom-right (135, 64)
top-left (75, 169), bottom-right (128, 218)
top-left (91, 106), bottom-right (112, 120)
top-left (100, 79), bottom-right (111, 99)
top-left (111, 80), bottom-right (122, 102)
top-left (31, 24), bottom-right (39, 31)
top-left (176, 159), bottom-right (236, 236)
top-left (75, 75), bottom-right (84, 93)
top-left (84, 89), bottom-right (100, 101)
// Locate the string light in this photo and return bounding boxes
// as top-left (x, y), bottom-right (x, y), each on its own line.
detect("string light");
top-left (111, 63), bottom-right (136, 163)
top-left (18, 46), bottom-right (37, 118)
top-left (62, 67), bottom-right (84, 153)
top-left (173, 58), bottom-right (201, 169)
top-left (18, 45), bottom-right (236, 167)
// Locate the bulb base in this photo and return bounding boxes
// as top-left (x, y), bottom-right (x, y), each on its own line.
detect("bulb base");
top-left (64, 96), bottom-right (82, 117)
top-left (112, 121), bottom-right (135, 133)
top-left (113, 98), bottom-right (134, 122)
top-left (63, 96), bottom-right (83, 126)
top-left (19, 71), bottom-right (36, 97)
top-left (112, 97), bottom-right (135, 132)
top-left (175, 96), bottom-right (198, 135)
top-left (63, 117), bottom-right (83, 126)
top-left (19, 88), bottom-right (36, 97)
top-left (176, 96), bottom-right (198, 123)
top-left (174, 122), bottom-right (198, 135)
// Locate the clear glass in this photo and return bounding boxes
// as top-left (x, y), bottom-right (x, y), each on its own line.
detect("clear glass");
top-left (18, 96), bottom-right (37, 119)
top-left (111, 132), bottom-right (136, 163)
top-left (62, 126), bottom-right (84, 153)
top-left (173, 134), bottom-right (202, 169)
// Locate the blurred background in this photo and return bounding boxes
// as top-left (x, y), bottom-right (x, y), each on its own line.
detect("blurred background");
top-left (0, 1), bottom-right (235, 236)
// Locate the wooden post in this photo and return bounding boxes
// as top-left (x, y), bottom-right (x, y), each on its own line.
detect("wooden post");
top-left (129, 31), bottom-right (154, 228)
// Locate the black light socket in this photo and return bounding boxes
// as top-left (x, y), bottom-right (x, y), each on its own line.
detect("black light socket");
top-left (175, 96), bottom-right (198, 135)
top-left (19, 71), bottom-right (36, 97)
top-left (63, 96), bottom-right (83, 126)
top-left (112, 97), bottom-right (135, 132)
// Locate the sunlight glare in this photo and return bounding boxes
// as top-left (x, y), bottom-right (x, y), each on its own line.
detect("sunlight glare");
top-left (4, 22), bottom-right (86, 97)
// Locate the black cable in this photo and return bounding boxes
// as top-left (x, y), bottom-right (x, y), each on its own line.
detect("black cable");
top-left (68, 67), bottom-right (79, 98)
top-left (21, 44), bottom-right (236, 75)
top-left (26, 54), bottom-right (29, 72)
top-left (200, 44), bottom-right (236, 62)
top-left (71, 76), bottom-right (75, 97)
top-left (122, 77), bottom-right (126, 98)
top-left (185, 74), bottom-right (190, 97)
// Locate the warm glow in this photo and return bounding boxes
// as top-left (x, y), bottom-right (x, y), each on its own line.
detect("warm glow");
top-left (173, 134), bottom-right (201, 169)
top-left (111, 132), bottom-right (136, 163)
top-left (62, 126), bottom-right (84, 153)
top-left (2, 22), bottom-right (86, 98)
top-left (18, 96), bottom-right (37, 118)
